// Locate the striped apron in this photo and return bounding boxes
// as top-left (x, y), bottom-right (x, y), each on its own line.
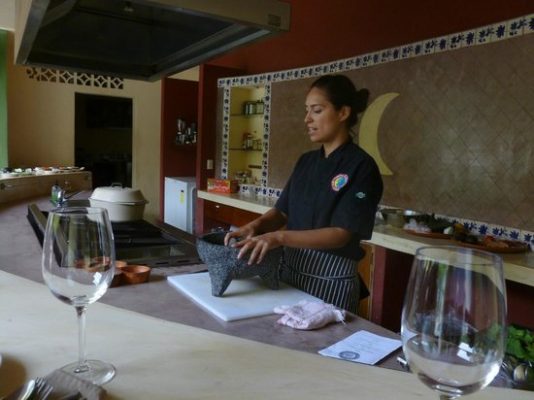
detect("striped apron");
top-left (280, 247), bottom-right (360, 313)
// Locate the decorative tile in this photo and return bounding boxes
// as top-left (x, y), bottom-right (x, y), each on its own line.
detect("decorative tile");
top-left (380, 48), bottom-right (394, 63)
top-left (492, 21), bottom-right (509, 41)
top-left (401, 44), bottom-right (415, 59)
top-left (434, 35), bottom-right (450, 53)
top-left (423, 38), bottom-right (438, 55)
top-left (507, 16), bottom-right (527, 37)
top-left (361, 54), bottom-right (374, 67)
top-left (413, 42), bottom-right (424, 56)
top-left (448, 32), bottom-right (466, 50)
top-left (464, 30), bottom-right (477, 46)
top-left (521, 230), bottom-right (534, 246)
top-left (527, 14), bottom-right (534, 33)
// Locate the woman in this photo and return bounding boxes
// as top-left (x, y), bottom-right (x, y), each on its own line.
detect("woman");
top-left (225, 74), bottom-right (383, 313)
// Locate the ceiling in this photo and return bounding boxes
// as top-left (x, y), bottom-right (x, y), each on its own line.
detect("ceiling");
top-left (0, 0), bottom-right (15, 31)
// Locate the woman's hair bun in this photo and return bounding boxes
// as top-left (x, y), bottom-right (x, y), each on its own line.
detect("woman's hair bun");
top-left (354, 88), bottom-right (370, 114)
top-left (310, 74), bottom-right (370, 129)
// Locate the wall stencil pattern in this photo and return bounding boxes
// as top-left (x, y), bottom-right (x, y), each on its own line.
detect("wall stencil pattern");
top-left (26, 67), bottom-right (124, 89)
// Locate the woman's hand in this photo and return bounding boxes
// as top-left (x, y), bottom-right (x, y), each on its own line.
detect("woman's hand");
top-left (232, 231), bottom-right (284, 265)
top-left (224, 224), bottom-right (256, 246)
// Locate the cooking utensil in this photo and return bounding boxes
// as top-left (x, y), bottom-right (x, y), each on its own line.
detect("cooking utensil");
top-left (89, 186), bottom-right (148, 222)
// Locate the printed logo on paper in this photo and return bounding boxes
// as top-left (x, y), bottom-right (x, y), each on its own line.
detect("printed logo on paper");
top-left (331, 174), bottom-right (349, 192)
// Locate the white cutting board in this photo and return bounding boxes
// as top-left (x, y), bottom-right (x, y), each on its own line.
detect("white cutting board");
top-left (167, 272), bottom-right (320, 322)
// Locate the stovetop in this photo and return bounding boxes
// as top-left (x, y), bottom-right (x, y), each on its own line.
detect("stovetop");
top-left (27, 203), bottom-right (201, 267)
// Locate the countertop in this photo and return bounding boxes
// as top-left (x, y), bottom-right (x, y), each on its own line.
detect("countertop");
top-left (1, 270), bottom-right (526, 400)
top-left (0, 195), bottom-right (526, 398)
top-left (198, 190), bottom-right (534, 288)
top-left (0, 195), bottom-right (402, 367)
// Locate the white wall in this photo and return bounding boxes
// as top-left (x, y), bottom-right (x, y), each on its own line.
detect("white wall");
top-left (6, 33), bottom-right (162, 221)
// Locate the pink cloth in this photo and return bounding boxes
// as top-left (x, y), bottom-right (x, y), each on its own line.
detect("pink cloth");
top-left (273, 300), bottom-right (345, 330)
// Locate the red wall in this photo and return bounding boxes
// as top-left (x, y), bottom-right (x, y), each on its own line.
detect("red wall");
top-left (210, 0), bottom-right (534, 74)
top-left (159, 78), bottom-right (199, 219)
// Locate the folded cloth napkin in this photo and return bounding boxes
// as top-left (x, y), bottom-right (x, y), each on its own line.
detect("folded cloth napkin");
top-left (274, 300), bottom-right (345, 330)
top-left (44, 369), bottom-right (106, 400)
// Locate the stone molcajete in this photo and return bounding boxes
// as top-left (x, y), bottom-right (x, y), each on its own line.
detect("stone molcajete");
top-left (196, 231), bottom-right (282, 296)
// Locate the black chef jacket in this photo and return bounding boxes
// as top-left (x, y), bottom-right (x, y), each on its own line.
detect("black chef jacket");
top-left (275, 141), bottom-right (383, 261)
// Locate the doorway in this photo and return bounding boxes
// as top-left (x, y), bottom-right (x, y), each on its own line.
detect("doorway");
top-left (75, 93), bottom-right (133, 188)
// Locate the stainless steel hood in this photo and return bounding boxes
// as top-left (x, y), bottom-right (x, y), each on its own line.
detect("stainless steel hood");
top-left (15, 0), bottom-right (290, 81)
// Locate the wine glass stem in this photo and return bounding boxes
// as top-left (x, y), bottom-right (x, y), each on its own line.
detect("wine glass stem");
top-left (75, 305), bottom-right (89, 373)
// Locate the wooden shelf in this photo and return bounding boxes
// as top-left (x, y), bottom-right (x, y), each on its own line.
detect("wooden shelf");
top-left (174, 142), bottom-right (197, 147)
top-left (228, 148), bottom-right (262, 151)
top-left (230, 113), bottom-right (263, 117)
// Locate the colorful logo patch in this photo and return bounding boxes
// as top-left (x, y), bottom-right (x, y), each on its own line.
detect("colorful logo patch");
top-left (331, 174), bottom-right (349, 192)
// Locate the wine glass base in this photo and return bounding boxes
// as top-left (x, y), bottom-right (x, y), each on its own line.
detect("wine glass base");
top-left (61, 359), bottom-right (116, 385)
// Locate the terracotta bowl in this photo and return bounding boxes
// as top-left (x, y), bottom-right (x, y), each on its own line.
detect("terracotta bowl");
top-left (110, 269), bottom-right (124, 287)
top-left (118, 264), bottom-right (151, 284)
top-left (115, 260), bottom-right (128, 269)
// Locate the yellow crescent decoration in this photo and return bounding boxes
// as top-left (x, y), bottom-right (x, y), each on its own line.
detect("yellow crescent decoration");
top-left (358, 92), bottom-right (399, 176)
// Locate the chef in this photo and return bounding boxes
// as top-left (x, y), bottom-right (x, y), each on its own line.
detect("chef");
top-left (225, 74), bottom-right (383, 313)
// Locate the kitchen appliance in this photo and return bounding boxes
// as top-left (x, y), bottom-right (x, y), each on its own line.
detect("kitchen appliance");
top-left (89, 186), bottom-right (148, 222)
top-left (27, 203), bottom-right (201, 267)
top-left (164, 177), bottom-right (196, 234)
top-left (15, 0), bottom-right (291, 81)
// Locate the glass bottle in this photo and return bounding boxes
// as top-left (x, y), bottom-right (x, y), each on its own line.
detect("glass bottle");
top-left (255, 100), bottom-right (264, 114)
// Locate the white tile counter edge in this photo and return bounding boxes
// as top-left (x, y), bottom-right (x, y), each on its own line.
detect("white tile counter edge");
top-left (198, 190), bottom-right (273, 214)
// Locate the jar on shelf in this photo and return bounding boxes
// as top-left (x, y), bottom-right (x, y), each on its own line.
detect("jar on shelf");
top-left (255, 100), bottom-right (264, 114)
top-left (242, 132), bottom-right (253, 149)
top-left (242, 101), bottom-right (256, 115)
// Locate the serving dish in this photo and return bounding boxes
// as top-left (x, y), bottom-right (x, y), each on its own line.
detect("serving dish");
top-left (118, 264), bottom-right (151, 284)
top-left (89, 186), bottom-right (148, 222)
top-left (452, 239), bottom-right (530, 254)
top-left (404, 229), bottom-right (452, 239)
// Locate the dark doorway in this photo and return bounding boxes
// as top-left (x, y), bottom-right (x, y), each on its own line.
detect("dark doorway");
top-left (75, 93), bottom-right (133, 188)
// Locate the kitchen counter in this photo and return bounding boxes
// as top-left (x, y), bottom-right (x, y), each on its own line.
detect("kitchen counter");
top-left (0, 171), bottom-right (92, 204)
top-left (0, 195), bottom-right (528, 398)
top-left (198, 190), bottom-right (534, 288)
top-left (198, 189), bottom-right (276, 214)
top-left (0, 195), bottom-right (402, 369)
top-left (1, 270), bottom-right (527, 400)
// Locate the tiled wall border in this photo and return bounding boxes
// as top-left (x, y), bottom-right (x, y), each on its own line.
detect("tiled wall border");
top-left (218, 14), bottom-right (533, 89)
top-left (218, 13), bottom-right (534, 246)
top-left (430, 213), bottom-right (534, 248)
top-left (221, 84), bottom-right (271, 188)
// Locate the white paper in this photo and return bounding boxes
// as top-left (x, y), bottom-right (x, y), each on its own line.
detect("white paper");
top-left (318, 330), bottom-right (402, 365)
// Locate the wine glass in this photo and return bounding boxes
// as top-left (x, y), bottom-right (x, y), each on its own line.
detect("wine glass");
top-left (401, 246), bottom-right (507, 399)
top-left (42, 207), bottom-right (116, 385)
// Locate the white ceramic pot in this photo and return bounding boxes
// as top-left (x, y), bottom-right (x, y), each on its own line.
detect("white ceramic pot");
top-left (89, 186), bottom-right (148, 222)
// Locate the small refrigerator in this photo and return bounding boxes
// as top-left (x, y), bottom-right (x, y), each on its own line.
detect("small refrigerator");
top-left (164, 177), bottom-right (197, 234)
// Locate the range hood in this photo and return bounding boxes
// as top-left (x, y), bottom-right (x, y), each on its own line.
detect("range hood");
top-left (15, 0), bottom-right (290, 81)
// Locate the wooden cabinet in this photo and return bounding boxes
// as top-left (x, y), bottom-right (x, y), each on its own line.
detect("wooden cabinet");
top-left (357, 243), bottom-right (374, 319)
top-left (203, 200), bottom-right (260, 230)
